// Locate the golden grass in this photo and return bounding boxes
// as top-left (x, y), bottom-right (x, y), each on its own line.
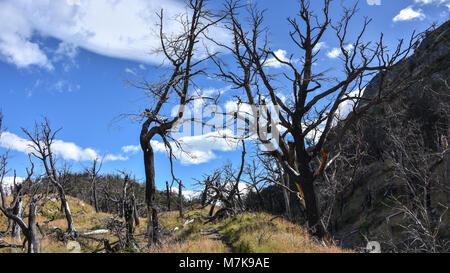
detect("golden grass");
top-left (208, 213), bottom-right (351, 253)
top-left (1, 195), bottom-right (349, 253)
top-left (149, 237), bottom-right (227, 253)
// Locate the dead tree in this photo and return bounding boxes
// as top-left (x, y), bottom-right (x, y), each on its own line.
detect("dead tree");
top-left (200, 184), bottom-right (209, 207)
top-left (129, 0), bottom-right (224, 246)
top-left (124, 194), bottom-right (140, 250)
top-left (0, 151), bottom-right (13, 237)
top-left (22, 118), bottom-right (76, 235)
top-left (0, 156), bottom-right (42, 253)
top-left (11, 171), bottom-right (23, 243)
top-left (199, 140), bottom-right (247, 222)
top-left (103, 171), bottom-right (131, 218)
top-left (253, 153), bottom-right (298, 218)
top-left (178, 180), bottom-right (184, 218)
top-left (242, 159), bottom-right (267, 211)
top-left (165, 181), bottom-right (172, 211)
top-left (85, 158), bottom-right (103, 213)
top-left (209, 0), bottom-right (419, 236)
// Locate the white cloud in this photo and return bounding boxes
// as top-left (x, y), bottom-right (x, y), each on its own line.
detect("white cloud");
top-left (150, 130), bottom-right (241, 165)
top-left (125, 68), bottom-right (136, 75)
top-left (53, 41), bottom-right (79, 71)
top-left (122, 145), bottom-right (140, 154)
top-left (170, 186), bottom-right (201, 201)
top-left (0, 131), bottom-right (127, 162)
top-left (67, 0), bottom-right (81, 6)
top-left (327, 44), bottom-right (354, 59)
top-left (50, 80), bottom-right (80, 93)
top-left (367, 0), bottom-right (381, 5)
top-left (414, 0), bottom-right (449, 4)
top-left (1, 176), bottom-right (25, 195)
top-left (54, 41), bottom-right (79, 61)
top-left (104, 154), bottom-right (128, 161)
top-left (414, 0), bottom-right (450, 10)
top-left (393, 6), bottom-right (426, 22)
top-left (327, 48), bottom-right (341, 59)
top-left (336, 89), bottom-right (365, 120)
top-left (265, 49), bottom-right (290, 68)
top-left (0, 0), bottom-right (229, 69)
top-left (313, 42), bottom-right (327, 52)
top-left (0, 2), bottom-right (53, 70)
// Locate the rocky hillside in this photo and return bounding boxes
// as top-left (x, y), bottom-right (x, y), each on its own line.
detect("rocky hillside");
top-left (325, 20), bottom-right (450, 252)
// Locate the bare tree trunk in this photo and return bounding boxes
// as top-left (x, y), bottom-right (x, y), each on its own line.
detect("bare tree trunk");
top-left (166, 181), bottom-right (171, 211)
top-left (59, 193), bottom-right (76, 234)
top-left (93, 180), bottom-right (99, 213)
top-left (124, 202), bottom-right (135, 249)
top-left (208, 200), bottom-right (216, 217)
top-left (293, 170), bottom-right (322, 236)
top-left (280, 172), bottom-right (292, 219)
top-left (178, 181), bottom-right (183, 218)
top-left (256, 189), bottom-right (264, 211)
top-left (12, 198), bottom-right (22, 242)
top-left (201, 185), bottom-right (208, 207)
top-left (27, 202), bottom-right (39, 253)
top-left (119, 175), bottom-right (129, 218)
top-left (142, 145), bottom-right (158, 246)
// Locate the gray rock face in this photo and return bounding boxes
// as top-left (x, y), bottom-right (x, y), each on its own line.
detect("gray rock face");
top-left (327, 20), bottom-right (450, 252)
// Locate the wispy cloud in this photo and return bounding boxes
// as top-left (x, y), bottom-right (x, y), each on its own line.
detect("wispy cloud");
top-left (264, 49), bottom-right (290, 68)
top-left (414, 0), bottom-right (450, 10)
top-left (122, 145), bottom-right (140, 154)
top-left (313, 42), bottom-right (327, 52)
top-left (367, 0), bottom-right (381, 5)
top-left (124, 68), bottom-right (137, 75)
top-left (327, 44), bottom-right (354, 59)
top-left (0, 131), bottom-right (127, 162)
top-left (414, 0), bottom-right (449, 5)
top-left (26, 79), bottom-right (80, 97)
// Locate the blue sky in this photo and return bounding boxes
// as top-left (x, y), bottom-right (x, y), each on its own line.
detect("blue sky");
top-left (0, 0), bottom-right (449, 193)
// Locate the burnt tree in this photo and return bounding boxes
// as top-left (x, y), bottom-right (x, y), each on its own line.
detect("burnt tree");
top-left (22, 118), bottom-right (77, 235)
top-left (131, 0), bottom-right (224, 246)
top-left (209, 0), bottom-right (419, 237)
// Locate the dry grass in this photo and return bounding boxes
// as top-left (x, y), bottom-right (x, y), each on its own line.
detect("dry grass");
top-left (0, 195), bottom-right (117, 253)
top-left (1, 196), bottom-right (349, 253)
top-left (149, 237), bottom-right (227, 253)
top-left (208, 213), bottom-right (351, 253)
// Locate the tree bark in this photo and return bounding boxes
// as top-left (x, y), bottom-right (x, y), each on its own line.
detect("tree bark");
top-left (92, 179), bottom-right (99, 213)
top-left (293, 169), bottom-right (322, 236)
top-left (59, 191), bottom-right (76, 234)
top-left (179, 181), bottom-right (183, 218)
top-left (12, 198), bottom-right (22, 242)
top-left (208, 200), bottom-right (216, 217)
top-left (201, 185), bottom-right (208, 207)
top-left (281, 172), bottom-right (292, 219)
top-left (166, 181), bottom-right (171, 211)
top-left (27, 202), bottom-right (39, 253)
top-left (125, 203), bottom-right (135, 249)
top-left (142, 144), bottom-right (158, 246)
